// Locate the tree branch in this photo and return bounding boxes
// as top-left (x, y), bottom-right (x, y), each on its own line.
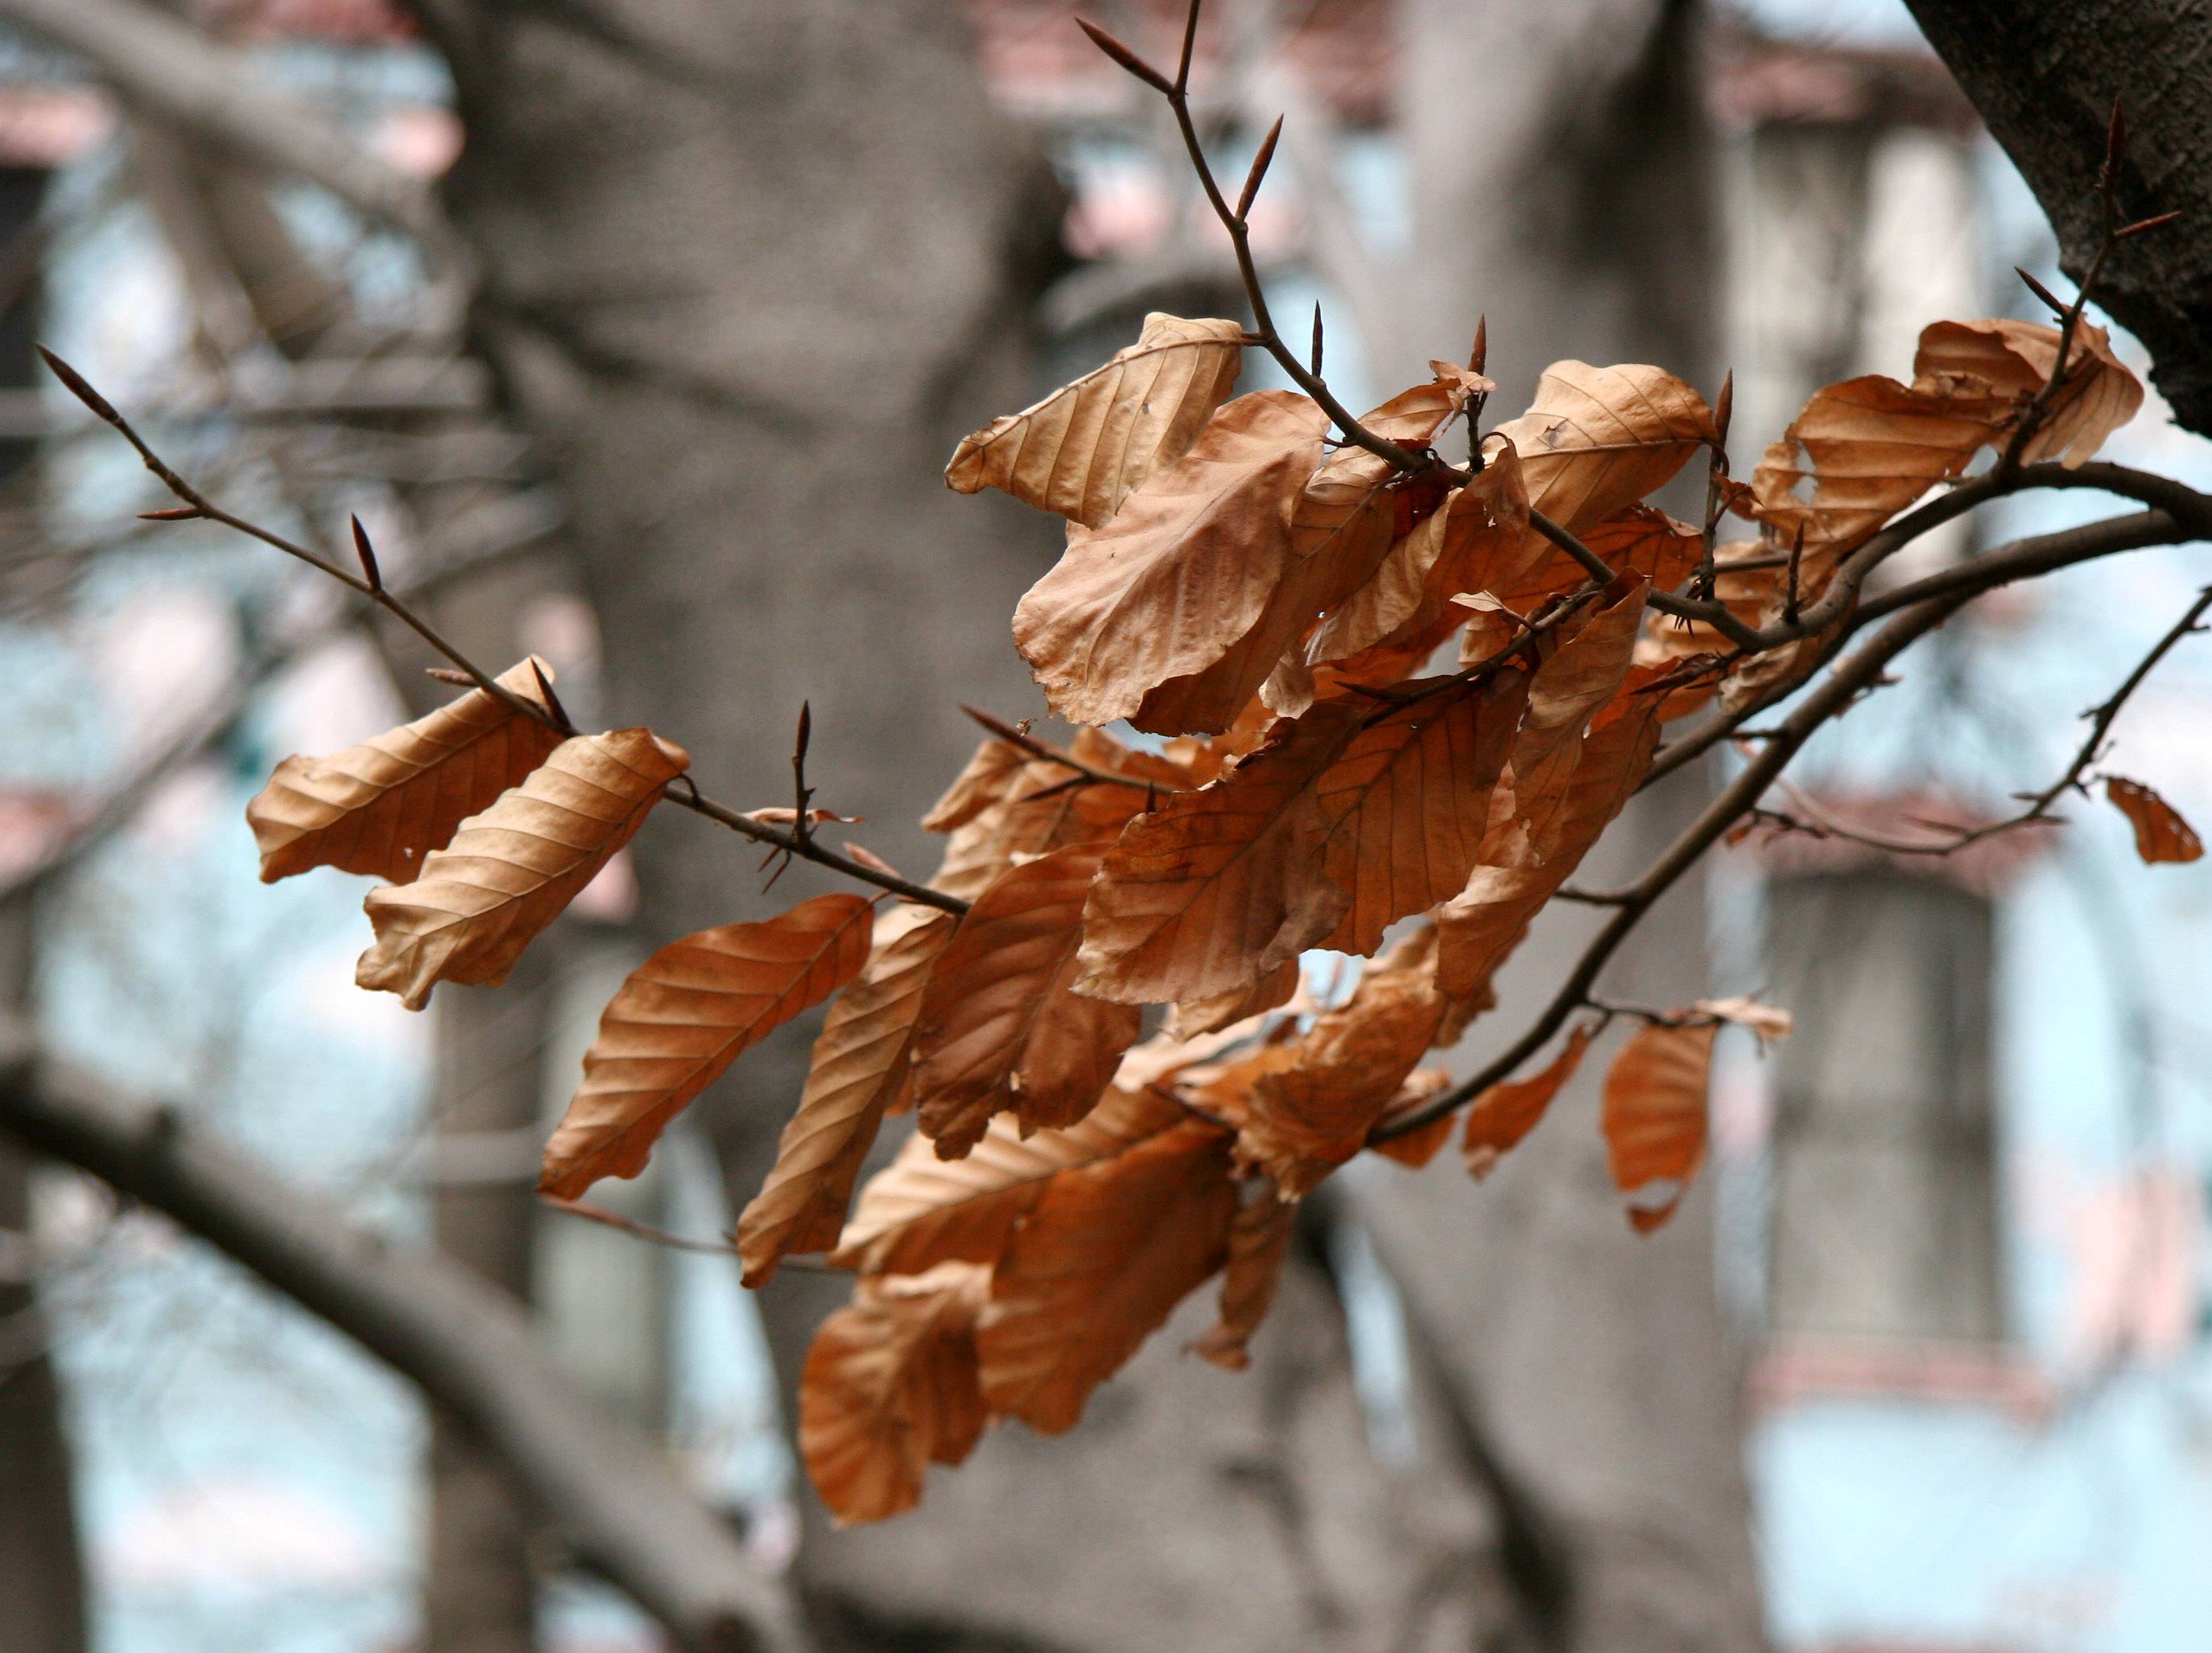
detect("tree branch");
top-left (0, 1033), bottom-right (807, 1653)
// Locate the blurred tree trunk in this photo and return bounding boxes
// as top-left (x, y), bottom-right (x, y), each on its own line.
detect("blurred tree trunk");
top-left (1356, 3), bottom-right (1768, 1650)
top-left (0, 897), bottom-right (89, 1653)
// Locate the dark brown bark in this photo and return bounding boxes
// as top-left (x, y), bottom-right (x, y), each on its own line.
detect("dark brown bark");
top-left (1905, 0), bottom-right (2212, 436)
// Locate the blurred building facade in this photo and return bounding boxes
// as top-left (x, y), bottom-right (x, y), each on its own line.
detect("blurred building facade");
top-left (1, 4), bottom-right (2210, 1652)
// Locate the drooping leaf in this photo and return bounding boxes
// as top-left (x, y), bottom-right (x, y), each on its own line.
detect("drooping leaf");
top-left (249, 656), bottom-right (563, 884)
top-left (1077, 670), bottom-right (1526, 1005)
top-left (1490, 501), bottom-right (1703, 620)
top-left (912, 842), bottom-right (1141, 1156)
top-left (357, 728), bottom-right (690, 1010)
top-left (800, 1262), bottom-right (990, 1525)
top-left (946, 312), bottom-right (1244, 529)
top-left (539, 892), bottom-right (873, 1200)
top-left (1012, 390), bottom-right (1330, 730)
top-left (1166, 958), bottom-right (1301, 1040)
top-left (1600, 1019), bottom-right (1718, 1233)
top-left (1204, 926), bottom-right (1447, 1195)
top-left (1462, 1022), bottom-right (1595, 1178)
top-left (833, 1085), bottom-right (1191, 1277)
top-left (1187, 1185), bottom-right (1296, 1370)
top-left (977, 1118), bottom-right (1237, 1432)
top-left (737, 905), bottom-right (957, 1285)
top-left (1125, 372), bottom-right (1479, 735)
top-left (1913, 316), bottom-right (2142, 469)
top-left (926, 730), bottom-right (1171, 903)
top-left (2106, 776), bottom-right (2205, 864)
top-left (1501, 573), bottom-right (1649, 859)
top-left (1491, 361), bottom-right (1715, 566)
top-left (1307, 443), bottom-right (1535, 666)
top-left (1367, 1072), bottom-right (1455, 1167)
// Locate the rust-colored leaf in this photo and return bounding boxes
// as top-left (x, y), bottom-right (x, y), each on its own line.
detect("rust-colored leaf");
top-left (1012, 390), bottom-right (1330, 730)
top-left (248, 656), bottom-right (563, 884)
top-left (357, 728), bottom-right (689, 1010)
top-left (1187, 1185), bottom-right (1296, 1370)
top-left (1503, 573), bottom-right (1649, 859)
top-left (1913, 316), bottom-right (2142, 468)
top-left (1166, 959), bottom-right (1300, 1040)
top-left (800, 1262), bottom-right (990, 1525)
top-left (1600, 1019), bottom-right (1718, 1233)
top-left (2107, 776), bottom-right (2205, 864)
top-left (1491, 501), bottom-right (1703, 620)
top-left (737, 905), bottom-right (957, 1285)
top-left (926, 731), bottom-right (1169, 903)
top-left (1366, 1070), bottom-right (1456, 1167)
top-left (913, 843), bottom-right (1141, 1156)
top-left (539, 892), bottom-right (873, 1200)
top-left (947, 312), bottom-right (1244, 529)
top-left (1203, 928), bottom-right (1447, 1195)
top-left (977, 1118), bottom-right (1237, 1432)
top-left (1463, 1022), bottom-right (1595, 1178)
top-left (833, 1085), bottom-right (1191, 1277)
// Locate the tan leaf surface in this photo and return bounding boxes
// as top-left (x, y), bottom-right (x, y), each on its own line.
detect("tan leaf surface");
top-left (357, 728), bottom-right (689, 1010)
top-left (1503, 573), bottom-right (1649, 858)
top-left (1601, 1019), bottom-right (1718, 1234)
top-left (946, 313), bottom-right (1244, 528)
top-left (1012, 390), bottom-right (1330, 730)
top-left (1435, 695), bottom-right (1663, 1004)
top-left (833, 1085), bottom-right (1191, 1277)
top-left (1491, 361), bottom-right (1715, 569)
top-left (1126, 373), bottom-right (1473, 735)
top-left (1913, 317), bottom-right (2142, 468)
top-left (1187, 1186), bottom-right (1296, 1370)
top-left (977, 1118), bottom-right (1237, 1432)
top-left (1463, 1022), bottom-right (1595, 1178)
top-left (1203, 928), bottom-right (1447, 1195)
top-left (913, 843), bottom-right (1141, 1156)
top-left (539, 892), bottom-right (873, 1200)
top-left (737, 905), bottom-right (957, 1285)
top-left (250, 657), bottom-right (563, 885)
top-left (2107, 776), bottom-right (2205, 864)
top-left (1485, 499), bottom-right (1703, 623)
top-left (926, 732), bottom-right (1167, 903)
top-left (800, 1262), bottom-right (990, 1525)
top-left (1166, 959), bottom-right (1300, 1040)
top-left (1696, 995), bottom-right (1794, 1045)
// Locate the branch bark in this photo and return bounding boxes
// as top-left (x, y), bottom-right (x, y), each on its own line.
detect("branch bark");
top-left (1905, 0), bottom-right (2212, 435)
top-left (0, 1033), bottom-right (807, 1653)
top-left (0, 0), bottom-right (453, 257)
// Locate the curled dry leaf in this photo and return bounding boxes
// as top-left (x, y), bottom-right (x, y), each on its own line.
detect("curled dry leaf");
top-left (977, 1117), bottom-right (1237, 1432)
top-left (248, 655), bottom-right (562, 884)
top-left (1463, 1022), bottom-right (1595, 1178)
top-left (1366, 1070), bottom-right (1456, 1168)
top-left (925, 729), bottom-right (1171, 903)
top-left (1600, 1019), bottom-right (1719, 1234)
top-left (1203, 927), bottom-right (1447, 1196)
top-left (1913, 317), bottom-right (2142, 469)
top-left (1504, 573), bottom-right (1649, 858)
top-left (1077, 671), bottom-right (1526, 1005)
top-left (1486, 498), bottom-right (1703, 622)
top-left (800, 1262), bottom-right (990, 1525)
top-left (1491, 361), bottom-right (1715, 564)
top-left (2106, 776), bottom-right (2205, 864)
top-left (539, 892), bottom-right (873, 1200)
top-left (1013, 390), bottom-right (1330, 732)
top-left (1187, 1185), bottom-right (1297, 1369)
top-left (1166, 958), bottom-right (1300, 1041)
top-left (912, 842), bottom-right (1142, 1157)
top-left (736, 904), bottom-right (957, 1286)
top-left (357, 728), bottom-right (690, 1010)
top-left (1308, 443), bottom-right (1536, 667)
top-left (834, 1084), bottom-right (1191, 1278)
top-left (946, 312), bottom-right (1244, 529)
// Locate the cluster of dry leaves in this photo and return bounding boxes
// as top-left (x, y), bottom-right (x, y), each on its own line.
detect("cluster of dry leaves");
top-left (241, 299), bottom-right (2173, 1525)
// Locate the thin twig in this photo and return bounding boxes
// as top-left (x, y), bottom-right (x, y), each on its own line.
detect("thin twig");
top-left (541, 1196), bottom-right (837, 1272)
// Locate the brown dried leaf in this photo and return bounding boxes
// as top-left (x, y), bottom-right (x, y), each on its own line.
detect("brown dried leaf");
top-left (833, 1084), bottom-right (1191, 1277)
top-left (926, 733), bottom-right (1166, 903)
top-left (737, 905), bottom-right (957, 1286)
top-left (1187, 1186), bottom-right (1296, 1369)
top-left (1206, 928), bottom-right (1447, 1195)
top-left (1487, 500), bottom-right (1704, 621)
top-left (1166, 959), bottom-right (1300, 1040)
top-left (800, 1262), bottom-right (990, 1525)
top-left (913, 842), bottom-right (1142, 1156)
top-left (1013, 390), bottom-right (1330, 729)
top-left (1463, 1022), bottom-right (1595, 1178)
top-left (1368, 1073), bottom-right (1456, 1169)
top-left (2107, 776), bottom-right (2205, 864)
top-left (947, 312), bottom-right (1244, 528)
top-left (357, 728), bottom-right (689, 1010)
top-left (1503, 573), bottom-right (1649, 859)
top-left (1695, 995), bottom-right (1794, 1045)
top-left (1600, 1019), bottom-right (1717, 1234)
top-left (539, 892), bottom-right (873, 1199)
top-left (978, 1118), bottom-right (1237, 1432)
top-left (1913, 317), bottom-right (2142, 468)
top-left (248, 656), bottom-right (562, 884)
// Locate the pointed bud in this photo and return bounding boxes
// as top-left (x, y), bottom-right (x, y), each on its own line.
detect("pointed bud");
top-left (38, 345), bottom-right (122, 427)
top-left (138, 506), bottom-right (201, 521)
top-left (1235, 114), bottom-right (1283, 222)
top-left (1469, 315), bottom-right (1488, 376)
top-left (1075, 18), bottom-right (1174, 94)
top-left (1713, 370), bottom-right (1734, 448)
top-left (2016, 266), bottom-right (2067, 316)
top-left (349, 515), bottom-right (382, 592)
